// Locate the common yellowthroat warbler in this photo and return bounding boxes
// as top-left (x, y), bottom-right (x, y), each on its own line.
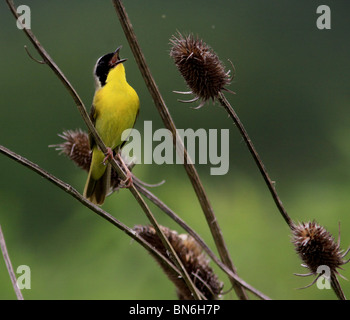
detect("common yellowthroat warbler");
top-left (83, 46), bottom-right (140, 205)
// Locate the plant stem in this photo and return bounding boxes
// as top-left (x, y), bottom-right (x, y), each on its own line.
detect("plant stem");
top-left (112, 0), bottom-right (248, 300)
top-left (218, 93), bottom-right (349, 300)
top-left (0, 225), bottom-right (24, 300)
top-left (218, 91), bottom-right (294, 229)
top-left (330, 273), bottom-right (346, 300)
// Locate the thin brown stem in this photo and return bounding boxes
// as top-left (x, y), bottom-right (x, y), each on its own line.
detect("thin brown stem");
top-left (0, 225), bottom-right (24, 300)
top-left (112, 0), bottom-right (248, 300)
top-left (218, 91), bottom-right (294, 229)
top-left (330, 273), bottom-right (346, 300)
top-left (219, 93), bottom-right (349, 300)
top-left (128, 187), bottom-right (202, 299)
top-left (5, 0), bottom-right (201, 299)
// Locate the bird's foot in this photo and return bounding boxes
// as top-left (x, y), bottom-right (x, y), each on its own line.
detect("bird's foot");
top-left (103, 147), bottom-right (114, 165)
top-left (117, 153), bottom-right (133, 188)
top-left (121, 169), bottom-right (133, 188)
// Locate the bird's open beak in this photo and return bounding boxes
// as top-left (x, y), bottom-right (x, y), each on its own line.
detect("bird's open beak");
top-left (109, 46), bottom-right (127, 67)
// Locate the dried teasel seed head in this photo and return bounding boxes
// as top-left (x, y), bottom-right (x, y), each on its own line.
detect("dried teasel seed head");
top-left (170, 32), bottom-right (233, 108)
top-left (134, 225), bottom-right (223, 300)
top-left (50, 129), bottom-right (91, 171)
top-left (292, 221), bottom-right (349, 278)
top-left (50, 129), bottom-right (135, 191)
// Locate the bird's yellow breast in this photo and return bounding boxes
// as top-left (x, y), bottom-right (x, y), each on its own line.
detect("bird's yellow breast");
top-left (92, 63), bottom-right (139, 150)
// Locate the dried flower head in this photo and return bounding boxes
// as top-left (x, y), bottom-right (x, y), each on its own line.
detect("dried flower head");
top-left (50, 129), bottom-right (135, 191)
top-left (170, 32), bottom-right (233, 108)
top-left (51, 129), bottom-right (91, 171)
top-left (134, 225), bottom-right (223, 300)
top-left (292, 221), bottom-right (349, 288)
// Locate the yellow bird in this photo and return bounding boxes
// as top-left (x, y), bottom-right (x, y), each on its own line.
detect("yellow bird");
top-left (84, 46), bottom-right (140, 205)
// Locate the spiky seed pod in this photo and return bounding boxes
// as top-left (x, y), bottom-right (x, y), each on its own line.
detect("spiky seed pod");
top-left (50, 129), bottom-right (135, 190)
top-left (50, 129), bottom-right (92, 171)
top-left (134, 225), bottom-right (223, 300)
top-left (292, 221), bottom-right (349, 277)
top-left (170, 32), bottom-right (232, 107)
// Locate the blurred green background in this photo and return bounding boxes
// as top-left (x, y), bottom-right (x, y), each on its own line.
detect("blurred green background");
top-left (1, 0), bottom-right (350, 300)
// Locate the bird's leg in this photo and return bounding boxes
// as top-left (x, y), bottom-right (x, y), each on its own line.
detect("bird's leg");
top-left (103, 147), bottom-right (114, 165)
top-left (116, 153), bottom-right (133, 188)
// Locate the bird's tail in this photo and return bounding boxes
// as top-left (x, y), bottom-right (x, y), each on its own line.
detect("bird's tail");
top-left (83, 163), bottom-right (111, 205)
